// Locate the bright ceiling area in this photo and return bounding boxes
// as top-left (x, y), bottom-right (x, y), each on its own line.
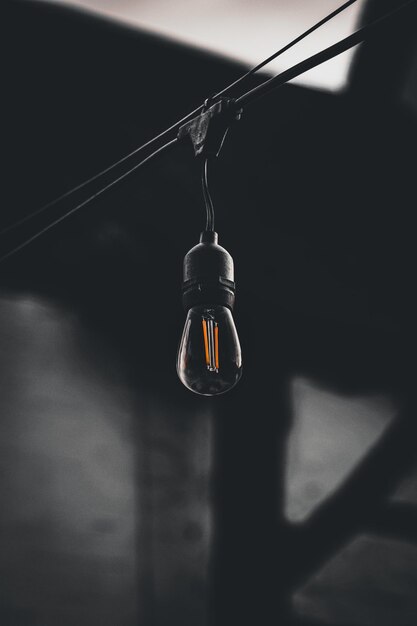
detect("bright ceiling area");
top-left (39, 0), bottom-right (366, 91)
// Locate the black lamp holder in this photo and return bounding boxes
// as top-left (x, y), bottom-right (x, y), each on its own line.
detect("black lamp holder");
top-left (178, 98), bottom-right (242, 312)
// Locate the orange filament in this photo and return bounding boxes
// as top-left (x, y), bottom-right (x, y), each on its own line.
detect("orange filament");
top-left (214, 324), bottom-right (219, 370)
top-left (202, 319), bottom-right (210, 366)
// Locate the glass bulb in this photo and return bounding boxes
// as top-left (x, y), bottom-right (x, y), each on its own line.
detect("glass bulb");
top-left (177, 305), bottom-right (242, 396)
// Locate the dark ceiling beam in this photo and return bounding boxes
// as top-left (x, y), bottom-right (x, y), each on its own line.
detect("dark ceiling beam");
top-left (284, 399), bottom-right (417, 591)
top-left (365, 502), bottom-right (417, 544)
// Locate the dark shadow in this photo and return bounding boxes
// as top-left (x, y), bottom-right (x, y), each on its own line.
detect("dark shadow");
top-left (2, 1), bottom-right (417, 625)
top-left (209, 317), bottom-right (293, 625)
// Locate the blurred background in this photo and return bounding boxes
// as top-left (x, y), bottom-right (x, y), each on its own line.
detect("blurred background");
top-left (37, 0), bottom-right (365, 91)
top-left (1, 0), bottom-right (417, 624)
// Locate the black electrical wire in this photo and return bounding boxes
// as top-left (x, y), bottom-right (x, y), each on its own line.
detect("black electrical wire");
top-left (236, 0), bottom-right (417, 108)
top-left (2, 0), bottom-right (415, 263)
top-left (202, 158), bottom-right (215, 231)
top-left (215, 0), bottom-right (360, 98)
top-left (0, 0), bottom-right (360, 241)
top-left (0, 138), bottom-right (178, 264)
top-left (0, 112), bottom-right (199, 238)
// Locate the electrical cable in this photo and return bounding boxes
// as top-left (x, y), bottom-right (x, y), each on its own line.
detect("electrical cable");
top-left (0, 111), bottom-right (199, 238)
top-left (1, 0), bottom-right (415, 263)
top-left (236, 0), bottom-right (417, 108)
top-left (202, 158), bottom-right (215, 231)
top-left (214, 0), bottom-right (360, 98)
top-left (0, 0), bottom-right (360, 241)
top-left (0, 138), bottom-right (178, 264)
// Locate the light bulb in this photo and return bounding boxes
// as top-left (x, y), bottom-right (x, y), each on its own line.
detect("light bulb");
top-left (177, 304), bottom-right (242, 396)
top-left (177, 230), bottom-right (243, 396)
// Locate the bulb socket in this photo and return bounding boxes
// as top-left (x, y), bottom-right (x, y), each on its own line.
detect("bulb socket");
top-left (182, 231), bottom-right (236, 311)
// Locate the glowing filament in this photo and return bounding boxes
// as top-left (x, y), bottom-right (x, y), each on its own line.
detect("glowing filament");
top-left (202, 317), bottom-right (219, 372)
